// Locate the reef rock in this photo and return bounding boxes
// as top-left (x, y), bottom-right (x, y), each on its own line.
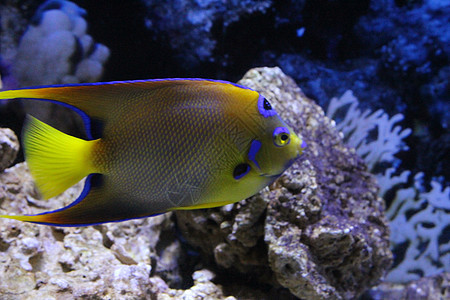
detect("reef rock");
top-left (176, 67), bottom-right (393, 299)
top-left (0, 67), bottom-right (392, 299)
top-left (0, 163), bottom-right (179, 299)
top-left (151, 269), bottom-right (237, 300)
top-left (0, 128), bottom-right (19, 172)
top-left (366, 272), bottom-right (450, 300)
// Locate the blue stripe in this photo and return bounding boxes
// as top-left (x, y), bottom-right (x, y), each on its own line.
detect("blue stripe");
top-left (26, 98), bottom-right (94, 140)
top-left (34, 173), bottom-right (95, 215)
top-left (22, 173), bottom-right (164, 226)
top-left (248, 139), bottom-right (262, 170)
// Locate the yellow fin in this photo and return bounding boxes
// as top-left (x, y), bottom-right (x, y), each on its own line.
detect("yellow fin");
top-left (0, 214), bottom-right (48, 223)
top-left (23, 116), bottom-right (100, 199)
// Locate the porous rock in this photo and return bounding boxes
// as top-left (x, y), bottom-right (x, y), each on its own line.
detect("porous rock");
top-left (365, 272), bottom-right (450, 300)
top-left (0, 163), bottom-right (179, 299)
top-left (176, 67), bottom-right (393, 299)
top-left (0, 128), bottom-right (19, 172)
top-left (153, 269), bottom-right (237, 300)
top-left (0, 67), bottom-right (393, 299)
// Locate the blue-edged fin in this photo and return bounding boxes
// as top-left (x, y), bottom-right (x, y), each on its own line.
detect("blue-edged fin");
top-left (0, 79), bottom-right (256, 121)
top-left (23, 116), bottom-right (100, 199)
top-left (0, 79), bottom-right (227, 120)
top-left (0, 174), bottom-right (161, 226)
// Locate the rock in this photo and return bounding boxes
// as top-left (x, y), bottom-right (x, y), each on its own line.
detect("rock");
top-left (0, 163), bottom-right (179, 299)
top-left (0, 67), bottom-right (393, 299)
top-left (176, 67), bottom-right (393, 299)
top-left (155, 269), bottom-right (237, 300)
top-left (365, 272), bottom-right (450, 300)
top-left (0, 128), bottom-right (19, 172)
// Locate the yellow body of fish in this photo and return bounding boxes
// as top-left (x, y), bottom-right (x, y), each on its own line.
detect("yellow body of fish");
top-left (0, 79), bottom-right (305, 226)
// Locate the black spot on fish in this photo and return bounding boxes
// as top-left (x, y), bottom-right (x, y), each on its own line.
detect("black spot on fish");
top-left (90, 173), bottom-right (104, 188)
top-left (233, 163), bottom-right (250, 180)
top-left (263, 99), bottom-right (272, 110)
top-left (90, 118), bottom-right (104, 139)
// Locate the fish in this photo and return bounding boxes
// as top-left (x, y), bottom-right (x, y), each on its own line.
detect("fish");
top-left (0, 79), bottom-right (306, 226)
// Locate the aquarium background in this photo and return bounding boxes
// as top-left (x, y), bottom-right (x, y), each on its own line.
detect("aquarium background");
top-left (0, 0), bottom-right (449, 299)
top-left (3, 0), bottom-right (448, 185)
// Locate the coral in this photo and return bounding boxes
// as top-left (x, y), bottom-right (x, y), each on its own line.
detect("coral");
top-left (142, 0), bottom-right (271, 68)
top-left (379, 35), bottom-right (442, 88)
top-left (326, 90), bottom-right (450, 284)
top-left (326, 90), bottom-right (412, 172)
top-left (12, 0), bottom-right (110, 86)
top-left (276, 0), bottom-right (450, 182)
top-left (385, 173), bottom-right (450, 282)
top-left (176, 67), bottom-right (392, 299)
top-left (421, 66), bottom-right (450, 130)
top-left (356, 0), bottom-right (450, 129)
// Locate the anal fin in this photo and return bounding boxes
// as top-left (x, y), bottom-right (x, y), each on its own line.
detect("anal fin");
top-left (0, 174), bottom-right (161, 226)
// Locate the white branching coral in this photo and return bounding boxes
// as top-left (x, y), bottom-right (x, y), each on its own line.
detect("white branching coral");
top-left (326, 90), bottom-right (411, 172)
top-left (326, 90), bottom-right (450, 283)
top-left (384, 172), bottom-right (450, 282)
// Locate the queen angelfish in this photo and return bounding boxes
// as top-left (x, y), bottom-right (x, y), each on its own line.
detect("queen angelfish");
top-left (0, 79), bottom-right (306, 226)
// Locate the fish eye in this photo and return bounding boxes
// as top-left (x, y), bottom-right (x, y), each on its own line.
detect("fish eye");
top-left (273, 127), bottom-right (290, 147)
top-left (233, 163), bottom-right (251, 180)
top-left (257, 95), bottom-right (276, 118)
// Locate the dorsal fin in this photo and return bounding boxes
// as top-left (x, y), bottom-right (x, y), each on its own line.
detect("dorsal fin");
top-left (0, 79), bottom-right (253, 120)
top-left (0, 80), bottom-right (167, 120)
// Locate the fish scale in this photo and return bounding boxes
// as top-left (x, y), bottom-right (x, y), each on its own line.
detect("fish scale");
top-left (100, 92), bottom-right (224, 207)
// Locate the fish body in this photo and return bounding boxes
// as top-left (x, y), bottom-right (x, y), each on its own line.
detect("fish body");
top-left (0, 79), bottom-right (305, 226)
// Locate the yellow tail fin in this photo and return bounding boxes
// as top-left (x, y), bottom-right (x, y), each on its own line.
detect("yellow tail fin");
top-left (23, 116), bottom-right (100, 199)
